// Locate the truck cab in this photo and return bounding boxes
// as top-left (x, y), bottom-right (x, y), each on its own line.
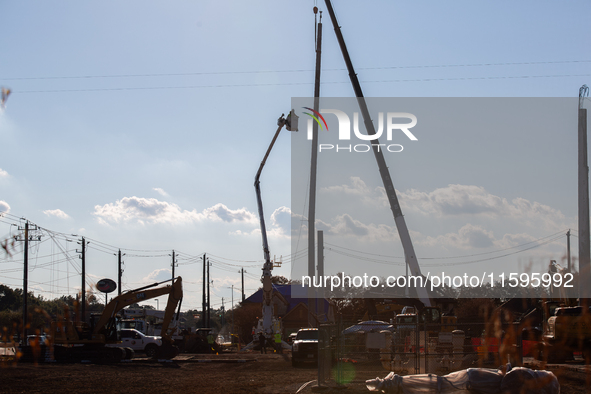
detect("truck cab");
top-left (107, 329), bottom-right (162, 358)
top-left (291, 328), bottom-right (318, 367)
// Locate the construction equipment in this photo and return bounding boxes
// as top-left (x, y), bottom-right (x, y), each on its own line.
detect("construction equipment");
top-left (246, 112), bottom-right (297, 352)
top-left (50, 277), bottom-right (183, 362)
top-left (319, 3), bottom-right (462, 371)
top-left (323, 0), bottom-right (431, 308)
top-left (539, 303), bottom-right (591, 362)
top-left (536, 262), bottom-right (591, 362)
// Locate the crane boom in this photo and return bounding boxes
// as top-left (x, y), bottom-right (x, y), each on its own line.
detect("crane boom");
top-left (323, 0), bottom-right (431, 307)
top-left (253, 113), bottom-right (297, 341)
top-left (255, 116), bottom-right (287, 334)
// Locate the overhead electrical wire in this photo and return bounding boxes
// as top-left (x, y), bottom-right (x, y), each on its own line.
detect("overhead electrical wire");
top-left (2, 60), bottom-right (589, 81)
top-left (326, 233), bottom-right (565, 267)
top-left (11, 73), bottom-right (591, 94)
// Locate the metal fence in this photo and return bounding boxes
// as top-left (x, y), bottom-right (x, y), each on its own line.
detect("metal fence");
top-left (318, 321), bottom-right (523, 385)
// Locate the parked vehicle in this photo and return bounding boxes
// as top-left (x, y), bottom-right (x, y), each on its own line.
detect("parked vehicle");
top-left (107, 329), bottom-right (162, 358)
top-left (291, 328), bottom-right (318, 367)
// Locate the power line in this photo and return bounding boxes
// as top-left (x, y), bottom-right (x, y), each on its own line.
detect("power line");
top-left (12, 73), bottom-right (591, 94)
top-left (2, 60), bottom-right (589, 81)
top-left (324, 230), bottom-right (567, 261)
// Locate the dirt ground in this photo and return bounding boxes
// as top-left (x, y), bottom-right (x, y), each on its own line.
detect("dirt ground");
top-left (1, 352), bottom-right (590, 394)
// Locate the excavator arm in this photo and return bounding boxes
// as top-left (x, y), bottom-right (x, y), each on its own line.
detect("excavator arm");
top-left (93, 277), bottom-right (183, 343)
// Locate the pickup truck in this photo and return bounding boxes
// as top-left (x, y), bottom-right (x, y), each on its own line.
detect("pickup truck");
top-left (291, 328), bottom-right (318, 367)
top-left (107, 329), bottom-right (162, 358)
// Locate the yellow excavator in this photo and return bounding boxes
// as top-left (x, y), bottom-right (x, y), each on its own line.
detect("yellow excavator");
top-left (50, 277), bottom-right (183, 362)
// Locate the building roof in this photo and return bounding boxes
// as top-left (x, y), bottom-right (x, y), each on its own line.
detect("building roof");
top-left (244, 284), bottom-right (333, 322)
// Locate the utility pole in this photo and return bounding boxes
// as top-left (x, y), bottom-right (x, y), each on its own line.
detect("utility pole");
top-left (308, 6), bottom-right (323, 329)
top-left (207, 258), bottom-right (211, 328)
top-left (78, 237), bottom-right (88, 323)
top-left (231, 285), bottom-right (235, 339)
top-left (317, 230), bottom-right (325, 322)
top-left (22, 222), bottom-right (29, 341)
top-left (202, 253), bottom-right (206, 328)
top-left (567, 230), bottom-right (571, 272)
top-left (16, 220), bottom-right (40, 341)
top-left (240, 268), bottom-right (246, 303)
top-left (579, 84), bottom-right (590, 305)
top-left (221, 297), bottom-right (225, 327)
top-left (171, 250), bottom-right (176, 280)
top-left (118, 249), bottom-right (124, 296)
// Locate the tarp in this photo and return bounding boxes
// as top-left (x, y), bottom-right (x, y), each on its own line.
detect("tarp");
top-left (342, 320), bottom-right (394, 335)
top-left (366, 366), bottom-right (559, 394)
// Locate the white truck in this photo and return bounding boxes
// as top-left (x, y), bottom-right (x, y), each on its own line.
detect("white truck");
top-left (121, 308), bottom-right (183, 339)
top-left (107, 328), bottom-right (163, 358)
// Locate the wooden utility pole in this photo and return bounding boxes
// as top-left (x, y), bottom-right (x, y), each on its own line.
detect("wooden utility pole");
top-left (202, 253), bottom-right (206, 328)
top-left (78, 237), bottom-right (88, 323)
top-left (118, 249), bottom-right (123, 296)
top-left (23, 222), bottom-right (29, 340)
top-left (579, 84), bottom-right (590, 305)
top-left (231, 285), bottom-right (235, 338)
top-left (171, 250), bottom-right (176, 279)
top-left (240, 268), bottom-right (245, 302)
top-left (17, 220), bottom-right (40, 340)
top-left (207, 258), bottom-right (211, 328)
top-left (308, 7), bottom-right (323, 329)
top-left (567, 230), bottom-right (571, 272)
top-left (317, 230), bottom-right (325, 321)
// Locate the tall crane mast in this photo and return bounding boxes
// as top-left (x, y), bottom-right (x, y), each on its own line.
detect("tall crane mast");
top-left (323, 0), bottom-right (431, 307)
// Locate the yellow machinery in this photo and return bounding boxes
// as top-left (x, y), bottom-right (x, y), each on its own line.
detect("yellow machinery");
top-left (51, 277), bottom-right (183, 362)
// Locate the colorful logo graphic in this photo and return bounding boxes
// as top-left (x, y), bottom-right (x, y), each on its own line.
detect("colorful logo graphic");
top-left (303, 107), bottom-right (328, 131)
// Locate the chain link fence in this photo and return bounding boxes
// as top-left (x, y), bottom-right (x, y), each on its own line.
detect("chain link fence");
top-left (317, 320), bottom-right (523, 386)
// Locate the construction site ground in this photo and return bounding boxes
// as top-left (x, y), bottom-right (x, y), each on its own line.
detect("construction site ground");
top-left (1, 352), bottom-right (590, 393)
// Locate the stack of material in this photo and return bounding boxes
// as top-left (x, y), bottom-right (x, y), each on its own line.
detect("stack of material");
top-left (366, 365), bottom-right (559, 394)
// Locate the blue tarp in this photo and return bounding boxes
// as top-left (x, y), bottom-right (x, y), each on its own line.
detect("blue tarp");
top-left (243, 284), bottom-right (332, 321)
top-left (343, 320), bottom-right (394, 335)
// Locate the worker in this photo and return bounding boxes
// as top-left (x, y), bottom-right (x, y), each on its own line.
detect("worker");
top-left (274, 332), bottom-right (282, 354)
top-left (207, 332), bottom-right (215, 353)
top-left (259, 334), bottom-right (266, 354)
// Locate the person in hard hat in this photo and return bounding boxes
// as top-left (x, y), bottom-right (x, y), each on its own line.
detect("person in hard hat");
top-left (274, 332), bottom-right (282, 354)
top-left (206, 332), bottom-right (215, 353)
top-left (259, 333), bottom-right (267, 354)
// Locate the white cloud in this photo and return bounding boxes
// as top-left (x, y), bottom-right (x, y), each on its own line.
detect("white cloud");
top-left (153, 187), bottom-right (169, 197)
top-left (324, 180), bottom-right (566, 231)
top-left (0, 201), bottom-right (9, 214)
top-left (317, 214), bottom-right (396, 242)
top-left (415, 224), bottom-right (564, 253)
top-left (43, 209), bottom-right (71, 220)
top-left (397, 184), bottom-right (566, 226)
top-left (0, 168), bottom-right (8, 178)
top-left (93, 197), bottom-right (257, 226)
top-left (142, 268), bottom-right (172, 283)
top-left (419, 224), bottom-right (496, 249)
top-left (202, 203), bottom-right (257, 224)
top-left (230, 206), bottom-right (298, 239)
top-left (321, 177), bottom-right (372, 198)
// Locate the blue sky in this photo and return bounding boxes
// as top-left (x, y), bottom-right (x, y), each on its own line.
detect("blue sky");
top-left (0, 1), bottom-right (590, 310)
